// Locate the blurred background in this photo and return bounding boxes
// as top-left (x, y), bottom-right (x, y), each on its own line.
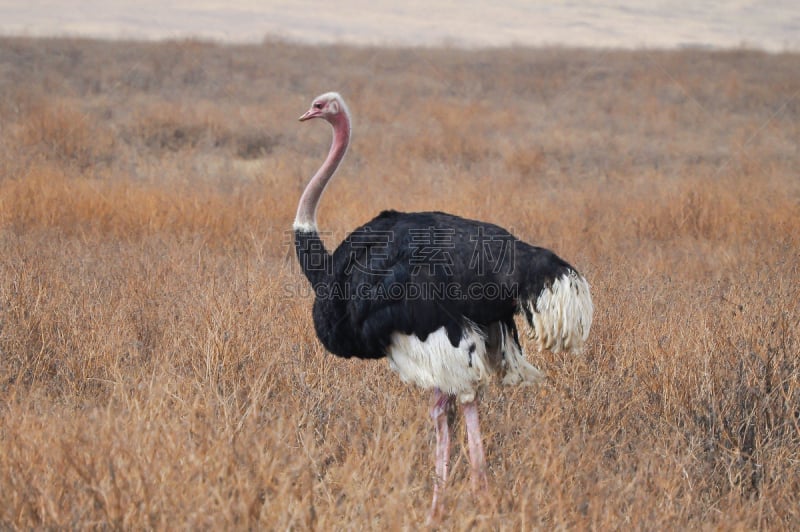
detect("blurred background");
top-left (0, 0), bottom-right (798, 51)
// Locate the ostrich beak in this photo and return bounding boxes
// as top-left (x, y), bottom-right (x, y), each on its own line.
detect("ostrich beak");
top-left (298, 109), bottom-right (318, 121)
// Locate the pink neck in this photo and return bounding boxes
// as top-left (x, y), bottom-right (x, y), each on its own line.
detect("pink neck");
top-left (294, 112), bottom-right (351, 232)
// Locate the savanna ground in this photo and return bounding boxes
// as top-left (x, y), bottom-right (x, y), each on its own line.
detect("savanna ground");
top-left (0, 36), bottom-right (798, 529)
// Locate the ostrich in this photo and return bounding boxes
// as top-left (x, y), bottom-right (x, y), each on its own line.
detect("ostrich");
top-left (293, 92), bottom-right (593, 520)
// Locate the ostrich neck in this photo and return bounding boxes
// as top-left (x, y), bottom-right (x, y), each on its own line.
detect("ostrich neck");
top-left (293, 113), bottom-right (351, 232)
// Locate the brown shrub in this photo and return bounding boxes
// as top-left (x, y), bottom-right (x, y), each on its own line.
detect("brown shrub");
top-left (9, 96), bottom-right (115, 169)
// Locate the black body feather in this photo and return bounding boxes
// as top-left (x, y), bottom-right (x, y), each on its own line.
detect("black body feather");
top-left (295, 210), bottom-right (576, 360)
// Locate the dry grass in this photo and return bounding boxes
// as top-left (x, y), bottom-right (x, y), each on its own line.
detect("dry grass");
top-left (1, 36), bottom-right (799, 529)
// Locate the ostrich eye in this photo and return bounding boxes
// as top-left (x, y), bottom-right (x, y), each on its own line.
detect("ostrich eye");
top-left (313, 102), bottom-right (323, 109)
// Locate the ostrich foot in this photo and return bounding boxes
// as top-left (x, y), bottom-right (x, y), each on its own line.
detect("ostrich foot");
top-left (427, 388), bottom-right (452, 525)
top-left (461, 398), bottom-right (488, 493)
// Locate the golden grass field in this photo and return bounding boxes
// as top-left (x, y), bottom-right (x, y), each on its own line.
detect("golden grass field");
top-left (0, 36), bottom-right (798, 529)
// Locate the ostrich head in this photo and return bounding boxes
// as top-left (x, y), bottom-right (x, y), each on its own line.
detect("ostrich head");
top-left (299, 92), bottom-right (349, 124)
top-left (293, 92), bottom-right (351, 232)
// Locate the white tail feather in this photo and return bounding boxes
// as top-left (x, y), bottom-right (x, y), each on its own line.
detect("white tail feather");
top-left (526, 270), bottom-right (593, 354)
top-left (496, 321), bottom-right (545, 386)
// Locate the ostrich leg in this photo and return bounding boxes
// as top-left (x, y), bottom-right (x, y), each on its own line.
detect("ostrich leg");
top-left (428, 388), bottom-right (452, 523)
top-left (461, 398), bottom-right (488, 492)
